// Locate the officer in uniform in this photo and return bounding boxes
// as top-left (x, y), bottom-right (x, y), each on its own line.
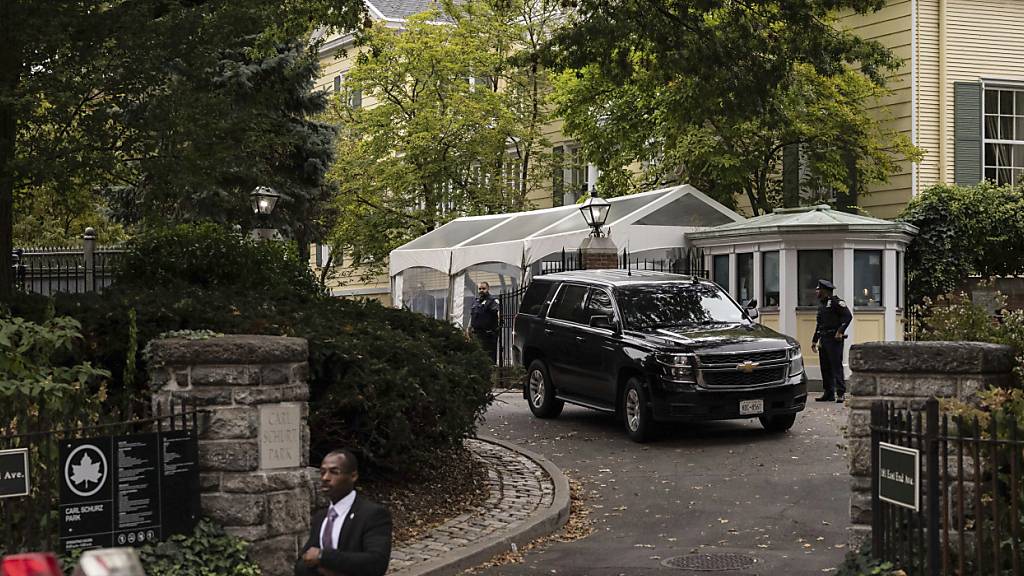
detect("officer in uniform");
top-left (811, 279), bottom-right (853, 403)
top-left (470, 282), bottom-right (500, 363)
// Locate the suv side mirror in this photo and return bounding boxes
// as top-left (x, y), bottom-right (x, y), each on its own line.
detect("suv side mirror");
top-left (589, 314), bottom-right (618, 332)
top-left (744, 299), bottom-right (760, 320)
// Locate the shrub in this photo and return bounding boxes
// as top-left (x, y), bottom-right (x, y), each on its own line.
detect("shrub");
top-left (834, 545), bottom-right (902, 576)
top-left (61, 519), bottom-right (260, 576)
top-left (899, 183), bottom-right (1024, 305)
top-left (8, 224), bottom-right (493, 474)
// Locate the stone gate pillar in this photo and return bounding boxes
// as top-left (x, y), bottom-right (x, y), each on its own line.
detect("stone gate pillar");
top-left (845, 341), bottom-right (1016, 547)
top-left (148, 335), bottom-right (311, 576)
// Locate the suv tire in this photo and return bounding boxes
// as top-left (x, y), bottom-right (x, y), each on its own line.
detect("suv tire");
top-left (623, 377), bottom-right (654, 442)
top-left (759, 413), bottom-right (797, 433)
top-left (527, 359), bottom-right (563, 418)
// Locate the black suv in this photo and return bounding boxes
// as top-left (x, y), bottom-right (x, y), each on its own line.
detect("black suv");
top-left (512, 270), bottom-right (807, 441)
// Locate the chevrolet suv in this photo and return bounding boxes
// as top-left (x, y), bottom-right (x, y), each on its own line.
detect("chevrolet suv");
top-left (511, 269), bottom-right (807, 442)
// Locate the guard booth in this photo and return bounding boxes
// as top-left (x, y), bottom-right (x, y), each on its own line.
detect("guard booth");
top-left (686, 205), bottom-right (918, 380)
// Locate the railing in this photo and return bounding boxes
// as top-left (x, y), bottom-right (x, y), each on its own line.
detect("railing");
top-left (0, 400), bottom-right (196, 555)
top-left (10, 229), bottom-right (123, 295)
top-left (871, 398), bottom-right (1024, 575)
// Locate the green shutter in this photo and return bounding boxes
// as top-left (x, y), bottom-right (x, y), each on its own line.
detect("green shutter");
top-left (954, 81), bottom-right (982, 185)
top-left (552, 146), bottom-right (564, 206)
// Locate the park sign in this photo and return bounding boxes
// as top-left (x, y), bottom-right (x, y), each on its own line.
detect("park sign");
top-left (878, 441), bottom-right (919, 511)
top-left (0, 448), bottom-right (30, 498)
top-left (59, 430), bottom-right (200, 553)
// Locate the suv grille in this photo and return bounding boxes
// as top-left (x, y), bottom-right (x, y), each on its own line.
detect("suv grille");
top-left (698, 349), bottom-right (787, 366)
top-left (702, 367), bottom-right (787, 388)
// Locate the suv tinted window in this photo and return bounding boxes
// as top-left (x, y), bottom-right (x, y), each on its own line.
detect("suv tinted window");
top-left (548, 284), bottom-right (589, 324)
top-left (615, 282), bottom-right (744, 329)
top-left (519, 281), bottom-right (557, 316)
top-left (584, 288), bottom-right (614, 321)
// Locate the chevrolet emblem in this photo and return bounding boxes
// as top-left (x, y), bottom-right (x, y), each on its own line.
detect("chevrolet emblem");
top-left (736, 361), bottom-right (759, 373)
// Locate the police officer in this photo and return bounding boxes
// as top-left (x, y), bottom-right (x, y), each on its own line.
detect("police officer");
top-left (470, 282), bottom-right (500, 363)
top-left (811, 279), bottom-right (853, 403)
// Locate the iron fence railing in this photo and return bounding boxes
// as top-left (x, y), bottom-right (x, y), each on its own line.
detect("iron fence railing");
top-left (871, 398), bottom-right (1024, 575)
top-left (11, 229), bottom-right (123, 295)
top-left (0, 400), bottom-right (197, 555)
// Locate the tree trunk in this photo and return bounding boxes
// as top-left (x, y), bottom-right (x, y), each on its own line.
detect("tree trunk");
top-left (840, 147), bottom-right (859, 213)
top-left (782, 143), bottom-right (800, 208)
top-left (0, 3), bottom-right (20, 299)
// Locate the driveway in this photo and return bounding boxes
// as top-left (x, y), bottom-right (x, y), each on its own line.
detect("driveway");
top-left (472, 392), bottom-right (850, 575)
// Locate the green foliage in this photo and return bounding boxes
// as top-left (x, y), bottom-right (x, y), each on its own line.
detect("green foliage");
top-left (58, 519), bottom-right (260, 576)
top-left (114, 223), bottom-right (324, 299)
top-left (544, 1), bottom-right (911, 213)
top-left (899, 183), bottom-right (1024, 305)
top-left (834, 545), bottom-right (901, 576)
top-left (8, 225), bottom-right (493, 474)
top-left (327, 0), bottom-right (558, 276)
top-left (0, 315), bottom-right (111, 554)
top-left (137, 519), bottom-right (261, 576)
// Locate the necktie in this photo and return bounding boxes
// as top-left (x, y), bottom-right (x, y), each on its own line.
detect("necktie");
top-left (322, 508), bottom-right (338, 550)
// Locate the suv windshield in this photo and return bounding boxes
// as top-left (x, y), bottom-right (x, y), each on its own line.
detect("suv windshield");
top-left (615, 282), bottom-right (745, 330)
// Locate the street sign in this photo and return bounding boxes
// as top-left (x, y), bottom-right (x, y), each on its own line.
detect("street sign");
top-left (879, 441), bottom-right (919, 511)
top-left (59, 430), bottom-right (199, 553)
top-left (0, 448), bottom-right (30, 499)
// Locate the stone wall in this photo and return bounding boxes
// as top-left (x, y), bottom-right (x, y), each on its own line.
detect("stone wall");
top-left (148, 335), bottom-right (311, 576)
top-left (845, 341), bottom-right (1016, 546)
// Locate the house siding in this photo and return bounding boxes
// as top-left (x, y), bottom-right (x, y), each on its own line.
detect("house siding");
top-left (837, 1), bottom-right (913, 220)
top-left (917, 0), bottom-right (1024, 191)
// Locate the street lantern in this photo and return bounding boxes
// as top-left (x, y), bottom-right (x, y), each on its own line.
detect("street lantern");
top-left (250, 186), bottom-right (280, 215)
top-left (579, 190), bottom-right (611, 237)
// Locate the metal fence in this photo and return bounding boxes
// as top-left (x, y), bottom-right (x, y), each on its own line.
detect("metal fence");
top-left (871, 398), bottom-right (1024, 575)
top-left (11, 230), bottom-right (122, 295)
top-left (0, 400), bottom-right (196, 555)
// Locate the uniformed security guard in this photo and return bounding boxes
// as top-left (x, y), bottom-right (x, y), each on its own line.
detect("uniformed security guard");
top-left (470, 282), bottom-right (500, 363)
top-left (811, 279), bottom-right (853, 403)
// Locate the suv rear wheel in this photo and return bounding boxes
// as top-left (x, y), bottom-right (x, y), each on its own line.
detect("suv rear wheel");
top-left (527, 359), bottom-right (563, 418)
top-left (759, 413), bottom-right (796, 433)
top-left (623, 377), bottom-right (654, 442)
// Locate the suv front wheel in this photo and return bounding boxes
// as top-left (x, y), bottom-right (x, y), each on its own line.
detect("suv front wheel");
top-left (623, 377), bottom-right (654, 442)
top-left (759, 413), bottom-right (796, 433)
top-left (527, 359), bottom-right (563, 418)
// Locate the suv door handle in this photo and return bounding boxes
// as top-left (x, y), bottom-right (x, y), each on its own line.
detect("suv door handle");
top-left (544, 328), bottom-right (555, 335)
top-left (575, 336), bottom-right (586, 342)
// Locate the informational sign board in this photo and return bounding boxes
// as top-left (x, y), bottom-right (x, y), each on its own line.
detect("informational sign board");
top-left (259, 403), bottom-right (301, 470)
top-left (878, 441), bottom-right (920, 511)
top-left (0, 448), bottom-right (30, 499)
top-left (59, 430), bottom-right (199, 552)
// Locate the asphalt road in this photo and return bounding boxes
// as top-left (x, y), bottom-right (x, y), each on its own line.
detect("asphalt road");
top-left (472, 390), bottom-right (851, 576)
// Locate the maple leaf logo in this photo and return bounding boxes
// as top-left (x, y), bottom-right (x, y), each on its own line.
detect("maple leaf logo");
top-left (71, 453), bottom-right (103, 488)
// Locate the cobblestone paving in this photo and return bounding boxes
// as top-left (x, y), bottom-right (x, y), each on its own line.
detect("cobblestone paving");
top-left (389, 438), bottom-right (555, 573)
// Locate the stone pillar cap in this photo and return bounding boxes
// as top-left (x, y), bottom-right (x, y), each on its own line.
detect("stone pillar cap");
top-left (148, 335), bottom-right (308, 366)
top-left (850, 341), bottom-right (1015, 374)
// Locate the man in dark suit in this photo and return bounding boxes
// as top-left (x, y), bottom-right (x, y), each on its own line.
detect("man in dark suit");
top-left (295, 450), bottom-right (392, 576)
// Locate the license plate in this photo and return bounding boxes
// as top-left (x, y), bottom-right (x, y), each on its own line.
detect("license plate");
top-left (739, 399), bottom-right (764, 416)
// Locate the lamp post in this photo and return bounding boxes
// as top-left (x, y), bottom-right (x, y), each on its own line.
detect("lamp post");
top-left (579, 189), bottom-right (611, 237)
top-left (577, 188), bottom-right (617, 269)
top-left (250, 186), bottom-right (281, 241)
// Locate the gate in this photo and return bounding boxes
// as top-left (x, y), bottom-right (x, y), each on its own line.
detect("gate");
top-left (871, 398), bottom-right (1024, 575)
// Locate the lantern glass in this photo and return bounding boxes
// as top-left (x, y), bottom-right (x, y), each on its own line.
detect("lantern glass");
top-left (579, 194), bottom-right (611, 235)
top-left (250, 186), bottom-right (280, 215)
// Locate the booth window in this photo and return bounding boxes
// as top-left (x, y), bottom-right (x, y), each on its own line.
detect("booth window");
top-left (762, 251), bottom-right (779, 307)
top-left (713, 255), bottom-right (730, 290)
top-left (854, 250), bottom-right (883, 307)
top-left (736, 253), bottom-right (753, 303)
top-left (798, 250), bottom-right (832, 306)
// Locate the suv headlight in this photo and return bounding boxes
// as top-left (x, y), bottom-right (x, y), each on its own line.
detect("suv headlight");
top-left (656, 353), bottom-right (696, 385)
top-left (788, 347), bottom-right (804, 377)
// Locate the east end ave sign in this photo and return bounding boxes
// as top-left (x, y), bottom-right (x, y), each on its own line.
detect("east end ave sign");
top-left (0, 448), bottom-right (30, 498)
top-left (879, 441), bottom-right (920, 511)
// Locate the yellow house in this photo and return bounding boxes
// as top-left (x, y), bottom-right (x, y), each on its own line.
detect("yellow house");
top-left (314, 0), bottom-right (1024, 301)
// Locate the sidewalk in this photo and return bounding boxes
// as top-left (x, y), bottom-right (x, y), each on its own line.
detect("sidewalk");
top-left (388, 436), bottom-right (570, 575)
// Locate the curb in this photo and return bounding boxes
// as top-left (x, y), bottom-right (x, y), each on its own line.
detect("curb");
top-left (390, 435), bottom-right (572, 576)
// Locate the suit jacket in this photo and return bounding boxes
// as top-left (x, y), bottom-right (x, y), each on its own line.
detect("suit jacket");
top-left (294, 494), bottom-right (392, 576)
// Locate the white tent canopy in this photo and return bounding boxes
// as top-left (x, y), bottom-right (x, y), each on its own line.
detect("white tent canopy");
top-left (389, 184), bottom-right (744, 278)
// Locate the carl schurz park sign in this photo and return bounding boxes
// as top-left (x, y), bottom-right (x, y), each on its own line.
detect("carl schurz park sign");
top-left (878, 441), bottom-right (920, 511)
top-left (59, 430), bottom-right (200, 552)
